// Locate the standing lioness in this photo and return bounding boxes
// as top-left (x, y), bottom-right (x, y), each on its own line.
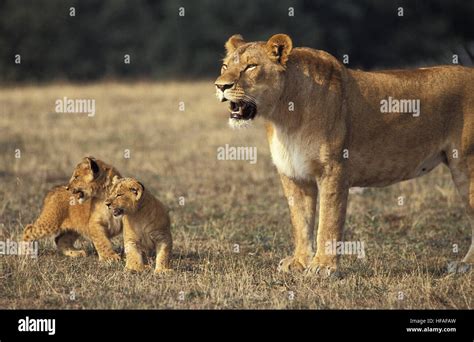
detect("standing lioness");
top-left (215, 33), bottom-right (474, 276)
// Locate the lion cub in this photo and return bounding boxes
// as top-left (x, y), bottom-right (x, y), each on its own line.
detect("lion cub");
top-left (105, 176), bottom-right (172, 273)
top-left (23, 157), bottom-right (122, 261)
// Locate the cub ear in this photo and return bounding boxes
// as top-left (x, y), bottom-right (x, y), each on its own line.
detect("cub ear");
top-left (266, 34), bottom-right (293, 66)
top-left (131, 181), bottom-right (145, 200)
top-left (137, 181), bottom-right (145, 194)
top-left (225, 34), bottom-right (245, 54)
top-left (85, 157), bottom-right (100, 178)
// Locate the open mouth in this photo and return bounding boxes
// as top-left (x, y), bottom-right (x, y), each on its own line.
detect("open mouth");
top-left (112, 208), bottom-right (124, 217)
top-left (71, 189), bottom-right (85, 199)
top-left (228, 101), bottom-right (257, 120)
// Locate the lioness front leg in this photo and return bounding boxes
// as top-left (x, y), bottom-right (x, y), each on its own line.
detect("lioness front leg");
top-left (277, 174), bottom-right (318, 273)
top-left (87, 224), bottom-right (120, 262)
top-left (307, 169), bottom-right (348, 277)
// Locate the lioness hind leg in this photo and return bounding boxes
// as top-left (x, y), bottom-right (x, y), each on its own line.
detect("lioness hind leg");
top-left (448, 158), bottom-right (474, 272)
top-left (464, 155), bottom-right (474, 264)
top-left (55, 231), bottom-right (87, 257)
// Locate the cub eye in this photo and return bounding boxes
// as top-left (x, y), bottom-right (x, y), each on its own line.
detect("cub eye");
top-left (116, 193), bottom-right (123, 197)
top-left (130, 188), bottom-right (138, 195)
top-left (245, 64), bottom-right (258, 72)
top-left (221, 64), bottom-right (227, 74)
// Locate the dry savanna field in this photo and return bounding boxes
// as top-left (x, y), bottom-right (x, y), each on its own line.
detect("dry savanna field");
top-left (0, 81), bottom-right (472, 309)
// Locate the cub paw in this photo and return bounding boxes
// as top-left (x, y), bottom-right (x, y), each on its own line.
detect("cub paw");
top-left (62, 249), bottom-right (87, 258)
top-left (126, 265), bottom-right (145, 273)
top-left (99, 253), bottom-right (121, 263)
top-left (277, 256), bottom-right (307, 273)
top-left (125, 260), bottom-right (145, 272)
top-left (154, 267), bottom-right (173, 274)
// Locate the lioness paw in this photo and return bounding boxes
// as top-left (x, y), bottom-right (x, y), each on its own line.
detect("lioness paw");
top-left (305, 264), bottom-right (341, 279)
top-left (277, 256), bottom-right (307, 273)
top-left (305, 256), bottom-right (341, 278)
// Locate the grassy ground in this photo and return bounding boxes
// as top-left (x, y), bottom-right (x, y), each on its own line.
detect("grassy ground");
top-left (0, 81), bottom-right (472, 309)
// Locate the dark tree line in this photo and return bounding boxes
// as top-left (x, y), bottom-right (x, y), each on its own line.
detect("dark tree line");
top-left (0, 0), bottom-right (473, 82)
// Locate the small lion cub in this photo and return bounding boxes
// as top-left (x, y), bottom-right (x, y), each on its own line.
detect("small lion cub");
top-left (105, 176), bottom-right (172, 273)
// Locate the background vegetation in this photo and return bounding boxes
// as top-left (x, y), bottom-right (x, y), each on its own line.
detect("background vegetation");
top-left (0, 0), bottom-right (473, 82)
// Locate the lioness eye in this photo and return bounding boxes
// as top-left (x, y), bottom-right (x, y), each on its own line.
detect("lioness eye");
top-left (221, 64), bottom-right (227, 74)
top-left (116, 193), bottom-right (123, 197)
top-left (245, 64), bottom-right (257, 71)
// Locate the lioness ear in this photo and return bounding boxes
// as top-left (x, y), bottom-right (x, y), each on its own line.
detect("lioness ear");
top-left (266, 34), bottom-right (293, 66)
top-left (86, 157), bottom-right (100, 178)
top-left (225, 34), bottom-right (245, 54)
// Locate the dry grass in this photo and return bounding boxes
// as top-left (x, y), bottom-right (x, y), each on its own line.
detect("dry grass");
top-left (0, 81), bottom-right (472, 309)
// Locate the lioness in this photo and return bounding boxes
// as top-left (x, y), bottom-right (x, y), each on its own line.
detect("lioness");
top-left (23, 157), bottom-right (122, 261)
top-left (105, 177), bottom-right (172, 273)
top-left (215, 33), bottom-right (474, 276)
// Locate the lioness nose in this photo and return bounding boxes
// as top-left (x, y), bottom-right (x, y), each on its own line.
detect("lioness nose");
top-left (215, 82), bottom-right (234, 91)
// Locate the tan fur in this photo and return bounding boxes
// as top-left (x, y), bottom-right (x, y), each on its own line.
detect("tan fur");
top-left (215, 33), bottom-right (474, 275)
top-left (105, 177), bottom-right (172, 273)
top-left (23, 157), bottom-right (123, 261)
